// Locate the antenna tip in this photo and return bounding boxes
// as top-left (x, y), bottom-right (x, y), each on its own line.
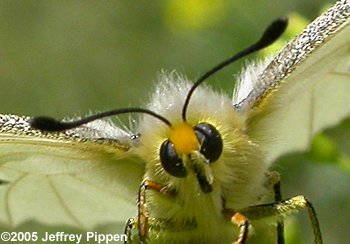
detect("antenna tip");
top-left (29, 116), bottom-right (67, 132)
top-left (271, 17), bottom-right (289, 32)
top-left (260, 17), bottom-right (288, 46)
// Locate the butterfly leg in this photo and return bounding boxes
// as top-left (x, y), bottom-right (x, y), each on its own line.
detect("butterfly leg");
top-left (232, 212), bottom-right (249, 244)
top-left (239, 195), bottom-right (323, 244)
top-left (272, 176), bottom-right (284, 244)
top-left (124, 217), bottom-right (136, 243)
top-left (138, 180), bottom-right (160, 242)
top-left (124, 180), bottom-right (173, 243)
top-left (264, 171), bottom-right (284, 244)
top-left (139, 179), bottom-right (175, 243)
top-left (124, 180), bottom-right (163, 244)
top-left (222, 208), bottom-right (249, 244)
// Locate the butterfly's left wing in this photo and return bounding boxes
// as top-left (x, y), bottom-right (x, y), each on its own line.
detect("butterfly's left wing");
top-left (0, 114), bottom-right (144, 233)
top-left (234, 0), bottom-right (350, 164)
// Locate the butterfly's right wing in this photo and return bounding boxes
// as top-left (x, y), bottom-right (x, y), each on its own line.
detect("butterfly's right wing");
top-left (234, 0), bottom-right (350, 164)
top-left (0, 114), bottom-right (144, 233)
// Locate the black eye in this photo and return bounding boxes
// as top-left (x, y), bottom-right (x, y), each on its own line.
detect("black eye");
top-left (160, 140), bottom-right (188, 177)
top-left (194, 123), bottom-right (223, 162)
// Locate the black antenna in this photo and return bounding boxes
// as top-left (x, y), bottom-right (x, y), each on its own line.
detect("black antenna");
top-left (182, 18), bottom-right (288, 121)
top-left (30, 107), bottom-right (172, 132)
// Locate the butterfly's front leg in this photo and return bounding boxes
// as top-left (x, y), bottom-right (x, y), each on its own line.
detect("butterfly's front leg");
top-left (263, 171), bottom-right (284, 244)
top-left (271, 174), bottom-right (284, 244)
top-left (222, 209), bottom-right (249, 244)
top-left (221, 171), bottom-right (282, 244)
top-left (238, 195), bottom-right (323, 244)
top-left (223, 171), bottom-right (322, 244)
top-left (124, 217), bottom-right (136, 243)
top-left (138, 180), bottom-right (163, 242)
top-left (124, 179), bottom-right (173, 244)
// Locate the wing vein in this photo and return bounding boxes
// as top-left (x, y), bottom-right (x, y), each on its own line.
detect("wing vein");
top-left (5, 173), bottom-right (28, 227)
top-left (47, 175), bottom-right (86, 229)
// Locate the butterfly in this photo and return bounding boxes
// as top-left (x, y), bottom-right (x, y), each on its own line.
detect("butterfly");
top-left (0, 0), bottom-right (349, 243)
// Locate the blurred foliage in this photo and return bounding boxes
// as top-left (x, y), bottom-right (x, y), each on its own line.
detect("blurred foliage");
top-left (0, 0), bottom-right (349, 244)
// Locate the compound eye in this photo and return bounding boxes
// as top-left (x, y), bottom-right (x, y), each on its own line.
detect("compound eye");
top-left (194, 123), bottom-right (223, 163)
top-left (160, 140), bottom-right (188, 177)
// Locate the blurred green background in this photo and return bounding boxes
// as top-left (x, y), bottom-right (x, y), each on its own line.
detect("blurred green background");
top-left (0, 0), bottom-right (349, 243)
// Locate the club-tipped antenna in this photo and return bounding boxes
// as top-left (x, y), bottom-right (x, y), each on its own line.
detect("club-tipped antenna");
top-left (30, 19), bottom-right (287, 132)
top-left (30, 107), bottom-right (172, 132)
top-left (181, 18), bottom-right (288, 121)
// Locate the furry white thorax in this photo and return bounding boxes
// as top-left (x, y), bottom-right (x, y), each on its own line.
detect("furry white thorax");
top-left (135, 72), bottom-right (270, 243)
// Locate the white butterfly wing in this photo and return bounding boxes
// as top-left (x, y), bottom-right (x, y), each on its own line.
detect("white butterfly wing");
top-left (0, 115), bottom-right (144, 233)
top-left (234, 0), bottom-right (350, 163)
